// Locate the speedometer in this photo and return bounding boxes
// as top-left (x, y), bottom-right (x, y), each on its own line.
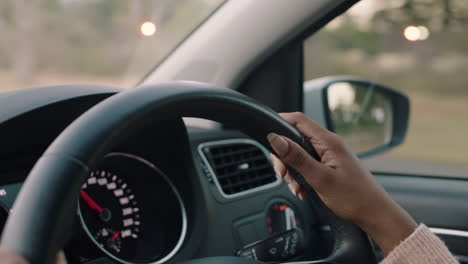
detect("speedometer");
top-left (78, 153), bottom-right (187, 264)
top-left (79, 170), bottom-right (141, 259)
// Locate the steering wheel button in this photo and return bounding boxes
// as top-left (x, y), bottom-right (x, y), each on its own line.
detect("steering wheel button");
top-left (237, 229), bottom-right (304, 262)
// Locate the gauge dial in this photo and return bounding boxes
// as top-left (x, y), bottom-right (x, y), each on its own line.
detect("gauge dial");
top-left (79, 170), bottom-right (141, 260)
top-left (95, 227), bottom-right (122, 253)
top-left (266, 202), bottom-right (301, 234)
top-left (78, 153), bottom-right (187, 264)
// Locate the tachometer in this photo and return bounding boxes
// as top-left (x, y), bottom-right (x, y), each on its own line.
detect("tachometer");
top-left (79, 170), bottom-right (141, 260)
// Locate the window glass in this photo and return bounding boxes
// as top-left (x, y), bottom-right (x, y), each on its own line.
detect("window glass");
top-left (304, 0), bottom-right (468, 177)
top-left (0, 0), bottom-right (225, 93)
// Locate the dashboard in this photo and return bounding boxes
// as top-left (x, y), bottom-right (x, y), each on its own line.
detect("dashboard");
top-left (0, 86), bottom-right (328, 263)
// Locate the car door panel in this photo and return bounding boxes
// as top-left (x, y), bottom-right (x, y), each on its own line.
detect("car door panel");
top-left (377, 174), bottom-right (468, 262)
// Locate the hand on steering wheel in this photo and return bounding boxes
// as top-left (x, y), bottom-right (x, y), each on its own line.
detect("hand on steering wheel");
top-left (0, 83), bottom-right (385, 264)
top-left (267, 112), bottom-right (417, 255)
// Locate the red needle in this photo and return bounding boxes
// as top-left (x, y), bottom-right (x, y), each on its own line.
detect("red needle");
top-left (111, 231), bottom-right (121, 241)
top-left (80, 190), bottom-right (103, 213)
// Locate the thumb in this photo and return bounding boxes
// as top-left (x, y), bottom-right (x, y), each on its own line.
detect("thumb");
top-left (267, 133), bottom-right (322, 178)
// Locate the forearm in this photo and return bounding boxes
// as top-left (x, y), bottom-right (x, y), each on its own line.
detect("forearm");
top-left (380, 224), bottom-right (459, 264)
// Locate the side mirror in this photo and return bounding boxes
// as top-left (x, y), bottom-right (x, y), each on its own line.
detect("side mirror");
top-left (303, 76), bottom-right (410, 158)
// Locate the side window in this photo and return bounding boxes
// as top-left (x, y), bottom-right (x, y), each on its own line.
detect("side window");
top-left (304, 1), bottom-right (468, 177)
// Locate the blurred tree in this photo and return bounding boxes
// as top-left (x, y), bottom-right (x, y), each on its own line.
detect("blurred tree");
top-left (372, 0), bottom-right (468, 31)
top-left (0, 0), bottom-right (146, 79)
top-left (0, 0), bottom-right (41, 84)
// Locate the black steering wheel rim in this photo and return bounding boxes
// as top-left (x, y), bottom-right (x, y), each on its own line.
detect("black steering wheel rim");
top-left (0, 81), bottom-right (376, 264)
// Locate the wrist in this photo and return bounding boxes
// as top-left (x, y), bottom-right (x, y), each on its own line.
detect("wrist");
top-left (358, 202), bottom-right (417, 256)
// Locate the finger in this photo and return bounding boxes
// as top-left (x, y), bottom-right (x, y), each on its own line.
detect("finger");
top-left (279, 112), bottom-right (340, 157)
top-left (270, 154), bottom-right (287, 179)
top-left (288, 183), bottom-right (301, 197)
top-left (286, 172), bottom-right (302, 195)
top-left (267, 133), bottom-right (323, 178)
top-left (272, 155), bottom-right (299, 187)
top-left (56, 251), bottom-right (67, 264)
top-left (279, 112), bottom-right (332, 140)
top-left (287, 179), bottom-right (307, 200)
top-left (297, 189), bottom-right (307, 201)
top-left (272, 155), bottom-right (304, 197)
top-left (267, 133), bottom-right (326, 191)
top-left (283, 170), bottom-right (296, 185)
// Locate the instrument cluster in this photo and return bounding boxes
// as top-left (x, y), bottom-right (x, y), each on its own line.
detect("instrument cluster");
top-left (78, 153), bottom-right (187, 264)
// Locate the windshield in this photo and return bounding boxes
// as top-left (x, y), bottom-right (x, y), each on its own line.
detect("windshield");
top-left (0, 0), bottom-right (225, 93)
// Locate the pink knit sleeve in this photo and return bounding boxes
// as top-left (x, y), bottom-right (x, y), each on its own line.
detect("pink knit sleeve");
top-left (380, 224), bottom-right (459, 264)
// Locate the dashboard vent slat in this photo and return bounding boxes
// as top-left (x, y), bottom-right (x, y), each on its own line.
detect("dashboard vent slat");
top-left (199, 139), bottom-right (279, 197)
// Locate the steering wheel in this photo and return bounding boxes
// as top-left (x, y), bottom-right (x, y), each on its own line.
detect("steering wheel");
top-left (0, 82), bottom-right (377, 264)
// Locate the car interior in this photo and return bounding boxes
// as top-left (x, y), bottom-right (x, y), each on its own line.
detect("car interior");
top-left (0, 0), bottom-right (467, 264)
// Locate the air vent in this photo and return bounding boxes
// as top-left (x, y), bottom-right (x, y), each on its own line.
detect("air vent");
top-left (198, 139), bottom-right (280, 197)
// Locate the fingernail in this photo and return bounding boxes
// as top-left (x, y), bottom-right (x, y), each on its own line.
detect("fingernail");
top-left (288, 184), bottom-right (297, 196)
top-left (269, 153), bottom-right (276, 165)
top-left (283, 170), bottom-right (293, 183)
top-left (298, 192), bottom-right (305, 201)
top-left (267, 133), bottom-right (289, 156)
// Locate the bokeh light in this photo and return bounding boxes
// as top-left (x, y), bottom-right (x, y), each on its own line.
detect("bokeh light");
top-left (140, 22), bottom-right (156, 37)
top-left (417, 25), bottom-right (430, 40)
top-left (403, 25), bottom-right (430, 42)
top-left (404, 26), bottom-right (420, 41)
